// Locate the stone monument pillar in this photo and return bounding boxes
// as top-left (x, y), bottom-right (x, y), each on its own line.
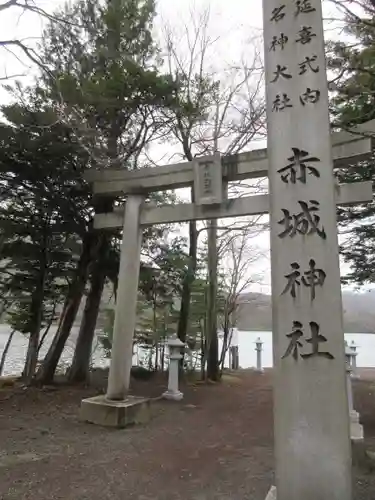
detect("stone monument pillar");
top-left (262, 1), bottom-right (352, 498)
top-left (163, 334), bottom-right (185, 401)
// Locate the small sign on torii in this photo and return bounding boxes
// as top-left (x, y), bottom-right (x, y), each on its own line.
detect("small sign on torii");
top-left (193, 152), bottom-right (223, 205)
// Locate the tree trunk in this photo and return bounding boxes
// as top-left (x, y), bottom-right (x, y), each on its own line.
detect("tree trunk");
top-left (35, 232), bottom-right (93, 384)
top-left (23, 330), bottom-right (39, 383)
top-left (177, 217), bottom-right (197, 375)
top-left (177, 212), bottom-right (198, 343)
top-left (219, 325), bottom-right (228, 372)
top-left (37, 313), bottom-right (55, 355)
top-left (154, 340), bottom-right (159, 371)
top-left (0, 329), bottom-right (15, 376)
top-left (200, 330), bottom-right (206, 381)
top-left (68, 242), bottom-right (107, 383)
top-left (206, 219), bottom-right (219, 381)
top-left (175, 113), bottom-right (198, 347)
top-left (23, 264), bottom-right (47, 383)
top-left (161, 341), bottom-right (165, 372)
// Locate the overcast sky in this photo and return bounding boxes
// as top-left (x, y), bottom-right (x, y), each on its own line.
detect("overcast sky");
top-left (0, 0), bottom-right (358, 294)
top-left (0, 0), bottom-right (264, 81)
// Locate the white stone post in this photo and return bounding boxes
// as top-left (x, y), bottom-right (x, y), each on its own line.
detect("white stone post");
top-left (163, 334), bottom-right (184, 401)
top-left (229, 328), bottom-right (239, 370)
top-left (345, 345), bottom-right (364, 441)
top-left (345, 346), bottom-right (354, 415)
top-left (255, 337), bottom-right (264, 372)
top-left (106, 195), bottom-right (143, 400)
top-left (351, 341), bottom-right (359, 378)
top-left (263, 1), bottom-right (352, 499)
top-left (228, 347), bottom-right (233, 370)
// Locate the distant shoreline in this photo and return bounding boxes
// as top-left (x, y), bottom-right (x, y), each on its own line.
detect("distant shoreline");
top-left (0, 325), bottom-right (374, 335)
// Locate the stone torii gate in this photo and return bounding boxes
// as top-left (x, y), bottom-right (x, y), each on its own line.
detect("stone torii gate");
top-left (80, 119), bottom-right (373, 430)
top-left (78, 1), bottom-right (374, 498)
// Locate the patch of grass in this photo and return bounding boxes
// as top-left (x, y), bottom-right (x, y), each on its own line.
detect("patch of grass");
top-left (221, 373), bottom-right (243, 385)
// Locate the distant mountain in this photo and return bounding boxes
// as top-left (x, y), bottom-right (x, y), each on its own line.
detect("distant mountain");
top-left (74, 284), bottom-right (375, 334)
top-left (236, 290), bottom-right (375, 333)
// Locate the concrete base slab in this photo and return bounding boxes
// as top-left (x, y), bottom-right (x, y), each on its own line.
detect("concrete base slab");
top-left (162, 390), bottom-right (183, 401)
top-left (351, 438), bottom-right (375, 470)
top-left (264, 486), bottom-right (277, 500)
top-left (80, 394), bottom-right (151, 428)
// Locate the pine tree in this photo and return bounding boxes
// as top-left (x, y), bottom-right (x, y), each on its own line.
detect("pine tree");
top-left (0, 99), bottom-right (89, 382)
top-left (328, 9), bottom-right (375, 285)
top-left (34, 0), bottom-right (177, 383)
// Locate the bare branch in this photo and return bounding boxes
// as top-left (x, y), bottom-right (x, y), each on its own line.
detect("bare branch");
top-left (0, 0), bottom-right (79, 80)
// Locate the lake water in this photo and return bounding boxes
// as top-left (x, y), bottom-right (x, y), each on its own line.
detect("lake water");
top-left (231, 330), bottom-right (375, 369)
top-left (0, 324), bottom-right (374, 376)
top-left (0, 325), bottom-right (110, 376)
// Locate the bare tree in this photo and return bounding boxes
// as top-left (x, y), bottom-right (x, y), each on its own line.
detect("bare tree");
top-left (327, 0), bottom-right (375, 23)
top-left (216, 226), bottom-right (265, 373)
top-left (0, 0), bottom-right (75, 79)
top-left (160, 6), bottom-right (266, 379)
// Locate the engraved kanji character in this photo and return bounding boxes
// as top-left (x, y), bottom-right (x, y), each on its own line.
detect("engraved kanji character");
top-left (302, 259), bottom-right (326, 300)
top-left (282, 321), bottom-right (334, 360)
top-left (295, 0), bottom-right (316, 15)
top-left (300, 88), bottom-right (321, 105)
top-left (282, 321), bottom-right (304, 360)
top-left (269, 33), bottom-right (289, 51)
top-left (271, 5), bottom-right (286, 22)
top-left (278, 200), bottom-right (327, 239)
top-left (270, 64), bottom-right (293, 83)
top-left (203, 167), bottom-right (212, 194)
top-left (296, 26), bottom-right (316, 44)
top-left (298, 55), bottom-right (319, 75)
top-left (272, 93), bottom-right (293, 112)
top-left (281, 262), bottom-right (301, 298)
top-left (277, 147), bottom-right (320, 184)
top-left (301, 322), bottom-right (334, 360)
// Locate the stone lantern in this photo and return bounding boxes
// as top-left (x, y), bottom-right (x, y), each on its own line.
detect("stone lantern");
top-left (162, 334), bottom-right (185, 401)
top-left (345, 344), bottom-right (363, 441)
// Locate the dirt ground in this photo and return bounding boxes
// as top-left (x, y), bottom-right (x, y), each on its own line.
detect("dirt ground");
top-left (0, 369), bottom-right (375, 500)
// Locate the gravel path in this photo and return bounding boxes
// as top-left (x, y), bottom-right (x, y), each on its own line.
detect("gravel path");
top-left (0, 370), bottom-right (374, 499)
